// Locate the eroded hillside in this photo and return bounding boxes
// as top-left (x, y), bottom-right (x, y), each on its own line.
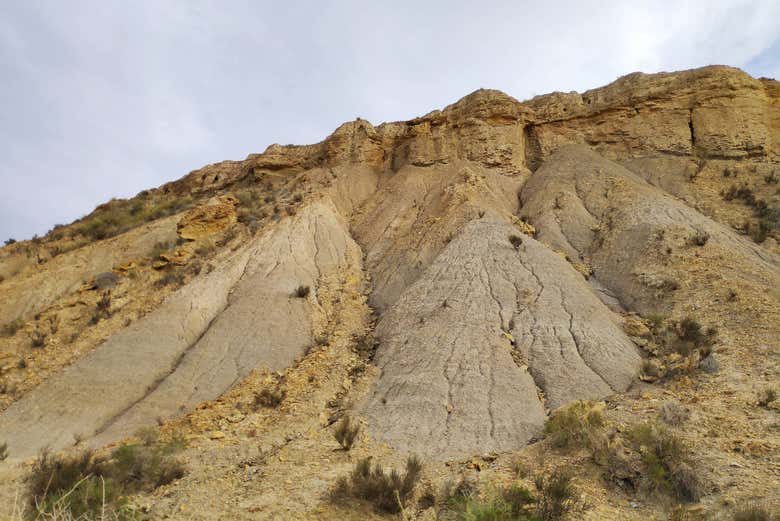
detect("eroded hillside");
top-left (0, 65), bottom-right (778, 520)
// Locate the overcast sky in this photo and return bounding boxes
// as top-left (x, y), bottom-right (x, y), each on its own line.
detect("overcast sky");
top-left (1, 1), bottom-right (779, 241)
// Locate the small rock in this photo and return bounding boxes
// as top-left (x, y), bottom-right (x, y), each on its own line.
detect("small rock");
top-left (227, 412), bottom-right (245, 423)
top-left (209, 430), bottom-right (226, 440)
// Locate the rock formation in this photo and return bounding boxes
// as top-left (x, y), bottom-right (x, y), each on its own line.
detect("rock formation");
top-left (0, 65), bottom-right (778, 519)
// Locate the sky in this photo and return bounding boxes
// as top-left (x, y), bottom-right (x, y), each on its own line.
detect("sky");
top-left (1, 1), bottom-right (779, 241)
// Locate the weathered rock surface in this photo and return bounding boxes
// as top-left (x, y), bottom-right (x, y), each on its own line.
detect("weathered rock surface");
top-left (0, 199), bottom-right (362, 457)
top-left (0, 217), bottom-right (179, 327)
top-left (177, 195), bottom-right (238, 240)
top-left (519, 145), bottom-right (780, 315)
top-left (361, 218), bottom-right (640, 459)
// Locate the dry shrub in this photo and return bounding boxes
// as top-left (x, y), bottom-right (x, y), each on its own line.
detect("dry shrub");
top-left (660, 401), bottom-right (690, 426)
top-left (293, 285), bottom-right (310, 298)
top-left (2, 318), bottom-right (24, 337)
top-left (534, 467), bottom-right (581, 521)
top-left (757, 387), bottom-right (777, 408)
top-left (27, 437), bottom-right (185, 519)
top-left (334, 415), bottom-right (360, 450)
top-left (330, 455), bottom-right (422, 513)
top-left (253, 387), bottom-right (285, 409)
top-left (625, 423), bottom-right (702, 502)
top-left (30, 328), bottom-right (46, 348)
top-left (544, 401), bottom-right (605, 451)
top-left (732, 505), bottom-right (778, 521)
top-left (509, 234), bottom-right (523, 250)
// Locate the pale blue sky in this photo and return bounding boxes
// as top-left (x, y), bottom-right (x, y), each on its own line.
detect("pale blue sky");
top-left (1, 0), bottom-right (779, 241)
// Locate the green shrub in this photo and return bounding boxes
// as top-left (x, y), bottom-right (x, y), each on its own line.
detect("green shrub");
top-left (457, 497), bottom-right (522, 521)
top-left (330, 455), bottom-right (422, 513)
top-left (625, 423), bottom-right (701, 502)
top-left (544, 401), bottom-right (605, 451)
top-left (27, 437), bottom-right (185, 519)
top-left (3, 238), bottom-right (16, 245)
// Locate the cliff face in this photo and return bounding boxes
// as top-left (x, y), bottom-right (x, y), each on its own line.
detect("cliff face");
top-left (0, 66), bottom-right (778, 519)
top-left (167, 65), bottom-right (778, 192)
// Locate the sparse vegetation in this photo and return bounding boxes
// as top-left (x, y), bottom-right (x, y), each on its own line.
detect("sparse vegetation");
top-left (624, 423), bottom-right (701, 502)
top-left (660, 401), bottom-right (690, 426)
top-left (747, 219), bottom-right (771, 243)
top-left (2, 318), bottom-right (24, 337)
top-left (149, 240), bottom-right (175, 258)
top-left (4, 238), bottom-right (16, 245)
top-left (544, 401), bottom-right (605, 451)
top-left (0, 442), bottom-right (7, 461)
top-left (27, 436), bottom-right (185, 519)
top-left (757, 387), bottom-right (777, 408)
top-left (687, 231), bottom-right (709, 246)
top-left (764, 172), bottom-right (779, 185)
top-left (154, 271), bottom-right (185, 289)
top-left (732, 505), bottom-right (778, 521)
top-left (70, 195), bottom-right (194, 242)
top-left (30, 328), bottom-right (46, 348)
top-left (90, 291), bottom-right (113, 324)
top-left (293, 285), bottom-right (311, 298)
top-left (673, 317), bottom-right (717, 357)
top-left (721, 183), bottom-right (778, 243)
top-left (330, 455), bottom-right (422, 513)
top-left (452, 483), bottom-right (537, 521)
top-left (253, 387), bottom-right (286, 408)
top-left (334, 415), bottom-right (360, 450)
top-left (534, 467), bottom-right (581, 521)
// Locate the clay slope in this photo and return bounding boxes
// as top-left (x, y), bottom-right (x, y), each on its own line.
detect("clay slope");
top-left (520, 145), bottom-right (780, 317)
top-left (361, 217), bottom-right (640, 458)
top-left (0, 199), bottom-right (362, 458)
